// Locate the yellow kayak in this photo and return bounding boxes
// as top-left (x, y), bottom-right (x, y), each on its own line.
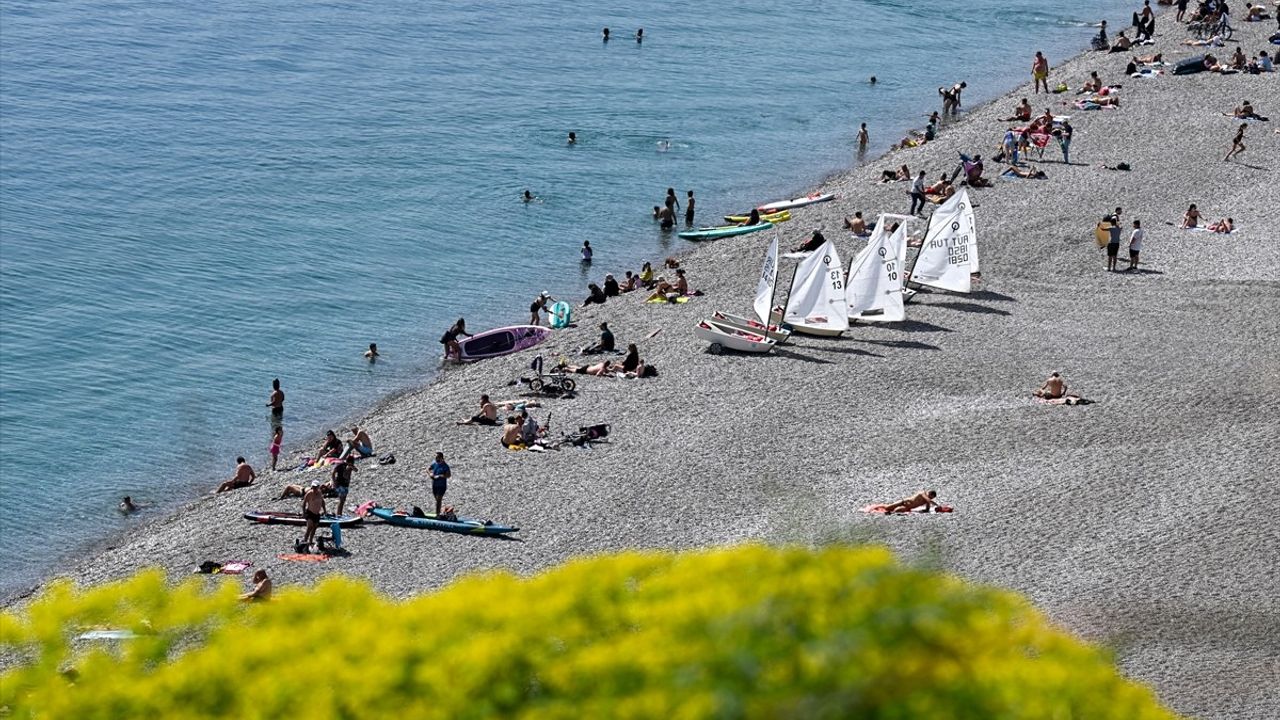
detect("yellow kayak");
top-left (723, 210), bottom-right (792, 224)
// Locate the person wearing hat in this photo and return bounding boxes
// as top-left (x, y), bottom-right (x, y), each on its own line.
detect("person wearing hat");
top-left (302, 479), bottom-right (327, 546)
top-left (529, 292), bottom-right (553, 326)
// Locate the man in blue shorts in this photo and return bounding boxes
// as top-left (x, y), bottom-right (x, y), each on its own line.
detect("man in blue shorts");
top-left (430, 452), bottom-right (451, 516)
top-left (330, 455), bottom-right (356, 516)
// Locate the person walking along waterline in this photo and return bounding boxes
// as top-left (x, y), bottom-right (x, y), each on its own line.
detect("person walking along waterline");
top-left (858, 123), bottom-right (869, 151)
top-left (1032, 51), bottom-right (1050, 94)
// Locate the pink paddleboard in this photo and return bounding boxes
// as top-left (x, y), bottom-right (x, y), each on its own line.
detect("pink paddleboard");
top-left (457, 325), bottom-right (552, 362)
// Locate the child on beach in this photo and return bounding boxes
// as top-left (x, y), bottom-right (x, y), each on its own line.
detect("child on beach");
top-left (269, 426), bottom-right (283, 471)
top-left (1128, 220), bottom-right (1144, 271)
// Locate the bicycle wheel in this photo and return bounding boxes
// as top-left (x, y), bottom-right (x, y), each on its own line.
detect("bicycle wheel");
top-left (1220, 23), bottom-right (1233, 41)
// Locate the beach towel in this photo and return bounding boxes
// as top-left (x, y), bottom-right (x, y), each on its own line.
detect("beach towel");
top-left (220, 561), bottom-right (252, 575)
top-left (646, 296), bottom-right (691, 304)
top-left (1182, 225), bottom-right (1235, 234)
top-left (278, 553), bottom-right (329, 562)
top-left (860, 504), bottom-right (954, 514)
top-left (1036, 396), bottom-right (1094, 406)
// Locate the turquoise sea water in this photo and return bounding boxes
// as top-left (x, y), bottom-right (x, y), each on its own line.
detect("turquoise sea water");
top-left (0, 0), bottom-right (1125, 592)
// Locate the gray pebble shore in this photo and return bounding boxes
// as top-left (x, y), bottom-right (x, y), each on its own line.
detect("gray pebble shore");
top-left (9, 12), bottom-right (1279, 719)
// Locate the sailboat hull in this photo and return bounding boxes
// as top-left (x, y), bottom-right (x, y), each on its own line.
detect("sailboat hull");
top-left (694, 320), bottom-right (777, 354)
top-left (711, 311), bottom-right (791, 343)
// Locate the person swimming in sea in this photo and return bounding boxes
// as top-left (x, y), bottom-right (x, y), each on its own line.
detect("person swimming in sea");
top-left (635, 28), bottom-right (643, 43)
top-left (119, 496), bottom-right (138, 513)
top-left (364, 342), bottom-right (379, 361)
top-left (568, 131), bottom-right (577, 144)
top-left (602, 27), bottom-right (609, 42)
top-left (522, 189), bottom-right (536, 203)
top-left (581, 240), bottom-right (593, 262)
top-left (869, 75), bottom-right (877, 85)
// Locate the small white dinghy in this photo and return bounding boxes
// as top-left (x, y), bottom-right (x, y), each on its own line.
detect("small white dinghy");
top-left (693, 319), bottom-right (776, 355)
top-left (708, 234), bottom-right (791, 343)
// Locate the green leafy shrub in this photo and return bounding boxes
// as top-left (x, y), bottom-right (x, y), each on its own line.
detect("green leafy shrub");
top-left (0, 545), bottom-right (1176, 719)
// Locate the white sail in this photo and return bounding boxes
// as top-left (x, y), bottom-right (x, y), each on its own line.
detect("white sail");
top-left (936, 188), bottom-right (979, 273)
top-left (753, 234), bottom-right (780, 324)
top-left (846, 222), bottom-right (909, 322)
top-left (911, 205), bottom-right (973, 294)
top-left (783, 239), bottom-right (847, 332)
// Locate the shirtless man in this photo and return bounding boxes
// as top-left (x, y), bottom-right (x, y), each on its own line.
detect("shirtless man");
top-left (459, 394), bottom-right (499, 425)
top-left (1034, 372), bottom-right (1067, 399)
top-left (347, 427), bottom-right (373, 457)
top-left (216, 457), bottom-right (256, 493)
top-left (843, 212), bottom-right (868, 235)
top-left (240, 570), bottom-right (272, 602)
top-left (1006, 97), bottom-right (1034, 121)
top-left (1032, 50), bottom-right (1050, 94)
top-left (266, 379), bottom-right (284, 418)
top-left (500, 416), bottom-right (523, 448)
top-left (364, 343), bottom-right (379, 361)
top-left (881, 490), bottom-right (940, 514)
top-left (302, 480), bottom-right (326, 546)
top-left (119, 496), bottom-right (138, 513)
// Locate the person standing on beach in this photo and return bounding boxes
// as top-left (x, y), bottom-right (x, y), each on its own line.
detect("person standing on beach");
top-left (330, 455), bottom-right (356, 516)
top-left (1224, 123), bottom-right (1247, 161)
top-left (1127, 220), bottom-right (1145, 271)
top-left (266, 379), bottom-right (284, 422)
top-left (1104, 208), bottom-right (1123, 272)
top-left (302, 480), bottom-right (326, 547)
top-left (530, 292), bottom-right (550, 325)
top-left (269, 425), bottom-right (283, 472)
top-left (1032, 51), bottom-right (1050, 94)
top-left (217, 457), bottom-right (257, 493)
top-left (685, 190), bottom-right (695, 225)
top-left (430, 452), bottom-right (451, 516)
top-left (1055, 120), bottom-right (1073, 164)
top-left (909, 170), bottom-right (927, 215)
top-left (858, 123), bottom-right (869, 151)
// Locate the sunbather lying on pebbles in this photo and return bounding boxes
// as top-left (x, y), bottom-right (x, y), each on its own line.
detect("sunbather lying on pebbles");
top-left (1004, 164), bottom-right (1048, 179)
top-left (1207, 217), bottom-right (1234, 233)
top-left (881, 490), bottom-right (940, 514)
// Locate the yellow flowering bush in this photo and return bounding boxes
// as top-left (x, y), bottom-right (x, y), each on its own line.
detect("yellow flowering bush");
top-left (0, 545), bottom-right (1176, 719)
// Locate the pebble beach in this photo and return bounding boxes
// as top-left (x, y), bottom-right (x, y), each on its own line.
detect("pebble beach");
top-left (7, 11), bottom-right (1279, 719)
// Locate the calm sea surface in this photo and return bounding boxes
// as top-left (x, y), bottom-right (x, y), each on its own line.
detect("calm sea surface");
top-left (0, 0), bottom-right (1124, 592)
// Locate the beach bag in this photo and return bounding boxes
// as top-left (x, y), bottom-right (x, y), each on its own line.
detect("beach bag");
top-left (378, 453), bottom-right (396, 465)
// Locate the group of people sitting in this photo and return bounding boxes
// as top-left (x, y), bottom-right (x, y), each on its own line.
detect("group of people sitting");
top-left (576, 258), bottom-right (697, 308)
top-left (1179, 203), bottom-right (1235, 232)
top-left (560, 343), bottom-right (656, 379)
